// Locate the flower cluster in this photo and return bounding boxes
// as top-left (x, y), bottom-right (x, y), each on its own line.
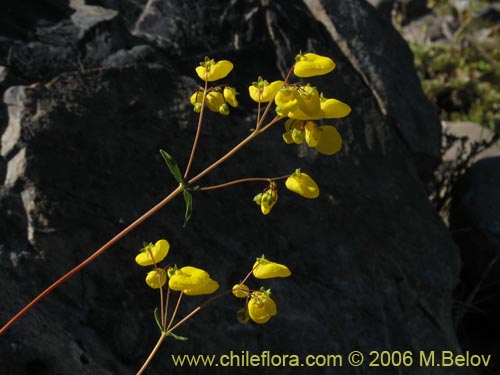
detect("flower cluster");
top-left (248, 52), bottom-right (350, 155)
top-left (135, 239), bottom-right (219, 295)
top-left (232, 256), bottom-right (291, 324)
top-left (190, 57), bottom-right (238, 115)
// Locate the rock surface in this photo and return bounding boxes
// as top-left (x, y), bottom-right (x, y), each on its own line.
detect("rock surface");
top-left (0, 1), bottom-right (468, 374)
top-left (450, 157), bottom-right (500, 374)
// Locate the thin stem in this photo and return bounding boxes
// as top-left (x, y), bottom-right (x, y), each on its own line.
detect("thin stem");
top-left (198, 174), bottom-right (290, 192)
top-left (184, 79), bottom-right (209, 180)
top-left (136, 332), bottom-right (168, 375)
top-left (163, 287), bottom-right (171, 330)
top-left (167, 291), bottom-right (231, 334)
top-left (166, 292), bottom-right (184, 331)
top-left (0, 184), bottom-right (184, 336)
top-left (159, 277), bottom-right (165, 329)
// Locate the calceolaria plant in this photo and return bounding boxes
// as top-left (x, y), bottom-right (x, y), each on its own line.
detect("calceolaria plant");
top-left (0, 52), bottom-right (351, 373)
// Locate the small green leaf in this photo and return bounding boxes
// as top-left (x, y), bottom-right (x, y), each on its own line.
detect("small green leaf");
top-left (183, 189), bottom-right (193, 227)
top-left (167, 331), bottom-right (189, 341)
top-left (154, 307), bottom-right (163, 332)
top-left (160, 149), bottom-right (183, 183)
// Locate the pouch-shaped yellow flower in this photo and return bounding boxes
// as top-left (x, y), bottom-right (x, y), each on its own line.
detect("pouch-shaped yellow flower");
top-left (285, 170), bottom-right (320, 199)
top-left (304, 121), bottom-right (321, 147)
top-left (232, 284), bottom-right (250, 298)
top-left (320, 98), bottom-right (351, 118)
top-left (169, 266), bottom-right (219, 295)
top-left (298, 85), bottom-right (321, 117)
top-left (275, 87), bottom-right (300, 114)
top-left (248, 291), bottom-right (277, 324)
top-left (294, 53), bottom-right (335, 77)
top-left (253, 257), bottom-right (291, 279)
top-left (145, 269), bottom-right (167, 289)
top-left (205, 91), bottom-right (223, 112)
top-left (135, 239), bottom-right (170, 266)
top-left (223, 86), bottom-right (238, 108)
top-left (196, 59), bottom-right (233, 81)
top-left (314, 125), bottom-right (342, 155)
top-left (249, 79), bottom-right (284, 102)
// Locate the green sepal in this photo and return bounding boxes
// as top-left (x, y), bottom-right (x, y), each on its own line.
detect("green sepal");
top-left (154, 307), bottom-right (163, 332)
top-left (160, 149), bottom-right (183, 184)
top-left (167, 331), bottom-right (189, 341)
top-left (236, 307), bottom-right (249, 324)
top-left (183, 189), bottom-right (193, 227)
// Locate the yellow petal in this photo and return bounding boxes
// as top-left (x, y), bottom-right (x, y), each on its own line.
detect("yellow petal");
top-left (135, 239), bottom-right (170, 266)
top-left (206, 91), bottom-right (225, 113)
top-left (260, 188), bottom-right (278, 215)
top-left (314, 126), bottom-right (342, 155)
top-left (294, 53), bottom-right (335, 77)
top-left (223, 87), bottom-right (238, 107)
top-left (168, 266), bottom-right (219, 295)
top-left (196, 60), bottom-right (233, 81)
top-left (248, 292), bottom-right (277, 324)
top-left (298, 85), bottom-right (321, 116)
top-left (285, 171), bottom-right (320, 199)
top-left (304, 121), bottom-right (321, 147)
top-left (275, 88), bottom-right (300, 112)
top-left (249, 80), bottom-right (284, 102)
top-left (232, 284), bottom-right (250, 298)
top-left (145, 269), bottom-right (167, 289)
top-left (320, 98), bottom-right (351, 118)
top-left (253, 258), bottom-right (291, 279)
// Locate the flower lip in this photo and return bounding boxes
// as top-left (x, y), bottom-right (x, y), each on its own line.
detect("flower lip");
top-left (294, 52), bottom-right (336, 78)
top-left (247, 291), bottom-right (277, 324)
top-left (169, 266), bottom-right (219, 295)
top-left (285, 170), bottom-right (320, 199)
top-left (196, 58), bottom-right (234, 81)
top-left (252, 256), bottom-right (291, 279)
top-left (135, 239), bottom-right (170, 266)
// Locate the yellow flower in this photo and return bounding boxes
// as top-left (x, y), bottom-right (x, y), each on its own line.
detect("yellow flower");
top-left (135, 239), bottom-right (170, 266)
top-left (169, 266), bottom-right (219, 296)
top-left (304, 121), bottom-right (321, 147)
top-left (253, 182), bottom-right (278, 215)
top-left (190, 91), bottom-right (204, 113)
top-left (275, 87), bottom-right (300, 114)
top-left (320, 98), bottom-right (351, 119)
top-left (232, 284), bottom-right (250, 298)
top-left (145, 268), bottom-right (167, 289)
top-left (248, 291), bottom-right (277, 324)
top-left (298, 85), bottom-right (321, 117)
top-left (313, 125), bottom-right (342, 155)
top-left (294, 52), bottom-right (335, 77)
top-left (253, 256), bottom-right (291, 279)
top-left (195, 58), bottom-right (233, 81)
top-left (205, 91), bottom-right (225, 113)
top-left (285, 170), bottom-right (320, 199)
top-left (249, 78), bottom-right (284, 102)
top-left (223, 86), bottom-right (238, 108)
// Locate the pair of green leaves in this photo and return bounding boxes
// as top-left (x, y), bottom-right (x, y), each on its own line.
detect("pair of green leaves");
top-left (160, 150), bottom-right (192, 226)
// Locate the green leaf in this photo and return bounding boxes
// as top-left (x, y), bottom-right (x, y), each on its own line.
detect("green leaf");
top-left (160, 149), bottom-right (183, 183)
top-left (167, 331), bottom-right (189, 341)
top-left (183, 189), bottom-right (193, 227)
top-left (154, 307), bottom-right (163, 332)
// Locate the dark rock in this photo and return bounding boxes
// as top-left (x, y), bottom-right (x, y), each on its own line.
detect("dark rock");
top-left (450, 157), bottom-right (500, 374)
top-left (366, 0), bottom-right (430, 23)
top-left (102, 45), bottom-right (164, 67)
top-left (0, 1), bottom-right (466, 374)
